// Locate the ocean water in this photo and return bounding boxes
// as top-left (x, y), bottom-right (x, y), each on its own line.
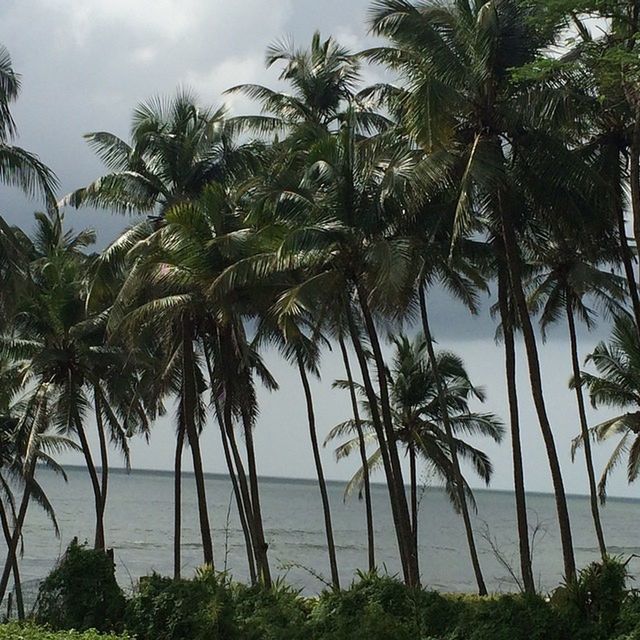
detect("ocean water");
top-left (5, 466), bottom-right (640, 595)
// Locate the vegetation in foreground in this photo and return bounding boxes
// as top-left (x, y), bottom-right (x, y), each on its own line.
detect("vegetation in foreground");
top-left (3, 544), bottom-right (640, 640)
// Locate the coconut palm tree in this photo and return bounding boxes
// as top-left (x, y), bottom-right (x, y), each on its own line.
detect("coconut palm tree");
top-left (369, 0), bottom-right (582, 582)
top-left (572, 312), bottom-right (640, 501)
top-left (327, 334), bottom-right (503, 581)
top-left (0, 44), bottom-right (57, 209)
top-left (528, 225), bottom-right (627, 557)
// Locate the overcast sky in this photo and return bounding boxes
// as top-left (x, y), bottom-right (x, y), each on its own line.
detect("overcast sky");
top-left (0, 0), bottom-right (631, 501)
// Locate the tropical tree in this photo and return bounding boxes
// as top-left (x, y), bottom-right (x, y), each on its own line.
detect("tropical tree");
top-left (572, 312), bottom-right (640, 501)
top-left (369, 0), bottom-right (585, 582)
top-left (528, 225), bottom-right (627, 557)
top-left (327, 335), bottom-right (503, 581)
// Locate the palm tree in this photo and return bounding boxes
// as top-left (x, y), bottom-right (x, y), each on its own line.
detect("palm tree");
top-left (528, 227), bottom-right (627, 557)
top-left (0, 211), bottom-right (144, 552)
top-left (369, 0), bottom-right (581, 582)
top-left (0, 44), bottom-right (57, 209)
top-left (327, 334), bottom-right (503, 581)
top-left (572, 312), bottom-right (640, 501)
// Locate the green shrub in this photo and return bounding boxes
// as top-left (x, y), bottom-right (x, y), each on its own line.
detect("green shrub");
top-left (552, 557), bottom-right (628, 639)
top-left (308, 572), bottom-right (422, 640)
top-left (449, 594), bottom-right (566, 640)
top-left (34, 541), bottom-right (126, 633)
top-left (231, 580), bottom-right (309, 640)
top-left (0, 623), bottom-right (129, 639)
top-left (124, 566), bottom-right (235, 640)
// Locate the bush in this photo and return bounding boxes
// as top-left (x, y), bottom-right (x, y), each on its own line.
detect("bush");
top-left (34, 541), bottom-right (126, 633)
top-left (124, 566), bottom-right (235, 640)
top-left (231, 580), bottom-right (309, 640)
top-left (0, 623), bottom-right (129, 639)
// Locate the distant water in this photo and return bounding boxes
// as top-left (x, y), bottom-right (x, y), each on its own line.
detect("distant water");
top-left (4, 466), bottom-right (640, 595)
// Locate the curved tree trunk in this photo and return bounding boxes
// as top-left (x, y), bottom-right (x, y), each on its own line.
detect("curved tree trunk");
top-left (0, 500), bottom-right (23, 619)
top-left (75, 415), bottom-right (105, 551)
top-left (222, 400), bottom-right (260, 583)
top-left (354, 283), bottom-right (419, 587)
top-left (94, 388), bottom-right (109, 543)
top-left (497, 268), bottom-right (535, 594)
top-left (419, 287), bottom-right (487, 595)
top-left (174, 423), bottom-right (184, 580)
top-left (182, 321), bottom-right (214, 567)
top-left (202, 342), bottom-right (257, 583)
top-left (346, 303), bottom-right (411, 583)
top-left (566, 299), bottom-right (607, 559)
top-left (498, 212), bottom-right (576, 583)
top-left (240, 406), bottom-right (272, 587)
top-left (0, 469), bottom-right (32, 605)
top-left (338, 335), bottom-right (375, 572)
top-left (297, 355), bottom-right (340, 589)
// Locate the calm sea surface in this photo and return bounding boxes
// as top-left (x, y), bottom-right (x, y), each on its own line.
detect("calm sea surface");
top-left (5, 466), bottom-right (640, 595)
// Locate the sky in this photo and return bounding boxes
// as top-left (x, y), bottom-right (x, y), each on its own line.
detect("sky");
top-left (0, 0), bottom-right (632, 500)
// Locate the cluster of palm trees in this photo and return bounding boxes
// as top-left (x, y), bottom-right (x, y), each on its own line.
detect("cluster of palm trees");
top-left (2, 0), bottom-right (640, 606)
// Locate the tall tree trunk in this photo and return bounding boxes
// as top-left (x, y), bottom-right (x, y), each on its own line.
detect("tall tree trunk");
top-left (346, 303), bottom-right (411, 583)
top-left (566, 299), bottom-right (607, 559)
top-left (219, 407), bottom-right (257, 585)
top-left (0, 470), bottom-right (32, 604)
top-left (409, 444), bottom-right (418, 559)
top-left (75, 415), bottom-right (105, 551)
top-left (174, 423), bottom-right (184, 580)
top-left (337, 335), bottom-right (375, 572)
top-left (182, 321), bottom-right (214, 567)
top-left (615, 189), bottom-right (640, 333)
top-left (240, 406), bottom-right (272, 587)
top-left (354, 282), bottom-right (419, 587)
top-left (202, 342), bottom-right (257, 583)
top-left (94, 388), bottom-right (109, 542)
top-left (497, 268), bottom-right (535, 594)
top-left (0, 501), bottom-right (23, 619)
top-left (419, 287), bottom-right (487, 595)
top-left (498, 213), bottom-right (576, 583)
top-left (297, 355), bottom-right (340, 589)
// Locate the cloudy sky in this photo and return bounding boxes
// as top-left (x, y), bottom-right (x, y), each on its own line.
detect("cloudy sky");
top-left (0, 0), bottom-right (629, 499)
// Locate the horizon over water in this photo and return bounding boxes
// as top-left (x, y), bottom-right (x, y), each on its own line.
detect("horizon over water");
top-left (5, 465), bottom-right (640, 599)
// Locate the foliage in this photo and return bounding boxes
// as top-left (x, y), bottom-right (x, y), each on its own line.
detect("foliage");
top-left (0, 624), bottom-right (128, 640)
top-left (34, 541), bottom-right (126, 633)
top-left (123, 567), bottom-right (235, 640)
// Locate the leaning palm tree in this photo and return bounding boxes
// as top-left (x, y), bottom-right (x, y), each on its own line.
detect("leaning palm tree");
top-left (528, 226), bottom-right (627, 558)
top-left (327, 334), bottom-right (503, 582)
top-left (572, 312), bottom-right (640, 502)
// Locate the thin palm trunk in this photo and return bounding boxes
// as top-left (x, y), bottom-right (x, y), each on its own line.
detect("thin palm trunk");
top-left (181, 322), bottom-right (214, 567)
top-left (0, 500), bottom-right (23, 619)
top-left (498, 211), bottom-right (576, 583)
top-left (346, 303), bottom-right (411, 583)
top-left (223, 399), bottom-right (260, 584)
top-left (419, 286), bottom-right (487, 595)
top-left (240, 406), bottom-right (272, 587)
top-left (75, 415), bottom-right (105, 551)
top-left (297, 355), bottom-right (340, 589)
top-left (615, 189), bottom-right (640, 332)
top-left (174, 423), bottom-right (184, 580)
top-left (566, 298), bottom-right (607, 559)
top-left (409, 444), bottom-right (418, 557)
top-left (0, 470), bottom-right (32, 604)
top-left (203, 343), bottom-right (257, 583)
top-left (338, 334), bottom-right (375, 572)
top-left (354, 282), bottom-right (419, 587)
top-left (497, 268), bottom-right (535, 594)
top-left (94, 388), bottom-right (109, 541)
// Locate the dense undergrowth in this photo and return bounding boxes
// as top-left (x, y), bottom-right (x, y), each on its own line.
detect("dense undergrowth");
top-left (4, 542), bottom-right (640, 639)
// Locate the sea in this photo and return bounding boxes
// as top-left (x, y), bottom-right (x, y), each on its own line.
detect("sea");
top-left (4, 466), bottom-right (640, 598)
